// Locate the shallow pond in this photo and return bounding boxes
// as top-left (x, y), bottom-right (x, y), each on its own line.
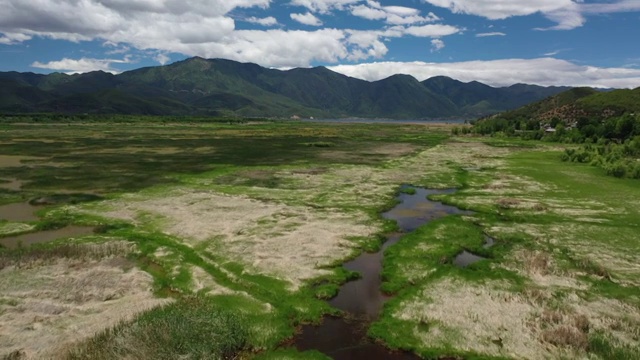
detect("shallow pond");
top-left (452, 235), bottom-right (495, 267)
top-left (0, 202), bottom-right (39, 222)
top-left (0, 226), bottom-right (95, 249)
top-left (292, 186), bottom-right (472, 359)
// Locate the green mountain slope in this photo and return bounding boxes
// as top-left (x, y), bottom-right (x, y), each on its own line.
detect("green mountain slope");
top-left (474, 87), bottom-right (640, 135)
top-left (422, 76), bottom-right (569, 116)
top-left (0, 57), bottom-right (571, 119)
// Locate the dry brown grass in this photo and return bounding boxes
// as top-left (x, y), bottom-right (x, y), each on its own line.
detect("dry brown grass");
top-left (0, 242), bottom-right (168, 359)
top-left (0, 241), bottom-right (135, 270)
top-left (496, 198), bottom-right (521, 209)
top-left (540, 325), bottom-right (589, 351)
top-left (521, 250), bottom-right (552, 276)
top-left (392, 277), bottom-right (640, 359)
top-left (85, 190), bottom-right (377, 288)
top-left (537, 310), bottom-right (591, 351)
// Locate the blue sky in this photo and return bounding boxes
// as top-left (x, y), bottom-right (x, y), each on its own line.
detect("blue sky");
top-left (1, 0), bottom-right (639, 87)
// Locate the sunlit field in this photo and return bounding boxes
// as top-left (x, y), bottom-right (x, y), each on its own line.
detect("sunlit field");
top-left (0, 118), bottom-right (637, 359)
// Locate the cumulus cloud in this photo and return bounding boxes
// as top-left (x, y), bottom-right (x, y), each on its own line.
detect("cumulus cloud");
top-left (421, 0), bottom-right (640, 30)
top-left (351, 1), bottom-right (440, 25)
top-left (245, 16), bottom-right (279, 26)
top-left (0, 32), bottom-right (31, 45)
top-left (581, 0), bottom-right (640, 14)
top-left (290, 0), bottom-right (360, 13)
top-left (430, 39), bottom-right (445, 52)
top-left (31, 56), bottom-right (133, 74)
top-left (476, 32), bottom-right (506, 37)
top-left (153, 53), bottom-right (171, 65)
top-left (0, 0), bottom-right (402, 68)
top-left (421, 0), bottom-right (573, 20)
top-left (327, 58), bottom-right (640, 88)
top-left (403, 24), bottom-right (461, 37)
top-left (290, 12), bottom-right (323, 26)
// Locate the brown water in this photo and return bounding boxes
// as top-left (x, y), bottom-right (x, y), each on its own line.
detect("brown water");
top-left (293, 186), bottom-right (472, 359)
top-left (0, 202), bottom-right (39, 222)
top-left (0, 226), bottom-right (95, 249)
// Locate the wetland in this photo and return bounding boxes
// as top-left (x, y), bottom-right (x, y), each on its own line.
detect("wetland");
top-left (0, 118), bottom-right (638, 360)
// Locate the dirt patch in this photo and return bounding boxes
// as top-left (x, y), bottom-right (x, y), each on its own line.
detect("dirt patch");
top-left (0, 242), bottom-right (168, 359)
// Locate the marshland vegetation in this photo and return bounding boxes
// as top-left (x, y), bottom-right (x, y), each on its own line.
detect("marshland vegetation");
top-left (0, 116), bottom-right (638, 359)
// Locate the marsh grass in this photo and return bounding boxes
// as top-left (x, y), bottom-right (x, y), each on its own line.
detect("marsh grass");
top-left (13, 122), bottom-right (638, 359)
top-left (0, 241), bottom-right (134, 270)
top-left (0, 122), bottom-right (447, 192)
top-left (66, 297), bottom-right (249, 360)
top-left (369, 138), bottom-right (640, 359)
top-left (588, 331), bottom-right (640, 360)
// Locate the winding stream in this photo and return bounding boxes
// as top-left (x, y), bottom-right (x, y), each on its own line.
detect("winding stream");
top-left (293, 186), bottom-right (474, 359)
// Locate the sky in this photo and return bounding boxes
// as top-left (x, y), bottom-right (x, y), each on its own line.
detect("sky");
top-left (1, 0), bottom-right (640, 88)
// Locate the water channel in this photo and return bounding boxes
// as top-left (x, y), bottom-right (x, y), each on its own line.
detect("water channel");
top-left (293, 186), bottom-right (486, 359)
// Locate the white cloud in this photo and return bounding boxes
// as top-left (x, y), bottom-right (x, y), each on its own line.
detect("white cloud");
top-left (383, 6), bottom-right (420, 17)
top-left (104, 42), bottom-right (131, 54)
top-left (581, 0), bottom-right (640, 14)
top-left (421, 0), bottom-right (573, 20)
top-left (0, 0), bottom-right (395, 68)
top-left (476, 32), bottom-right (506, 37)
top-left (327, 58), bottom-right (640, 88)
top-left (153, 53), bottom-right (171, 65)
top-left (537, 3), bottom-right (585, 31)
top-left (289, 0), bottom-right (360, 13)
top-left (350, 5), bottom-right (387, 20)
top-left (290, 12), bottom-right (323, 26)
top-left (0, 32), bottom-right (31, 45)
top-left (210, 28), bottom-right (349, 67)
top-left (430, 39), bottom-right (445, 52)
top-left (31, 56), bottom-right (133, 74)
top-left (351, 2), bottom-right (440, 25)
top-left (345, 30), bottom-right (388, 60)
top-left (421, 0), bottom-right (640, 30)
top-left (245, 16), bottom-right (279, 26)
top-left (403, 24), bottom-right (461, 37)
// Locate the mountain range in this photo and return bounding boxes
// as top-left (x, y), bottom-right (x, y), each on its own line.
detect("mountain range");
top-left (0, 57), bottom-right (571, 119)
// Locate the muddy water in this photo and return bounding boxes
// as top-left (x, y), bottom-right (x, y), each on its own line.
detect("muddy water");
top-left (0, 199), bottom-right (96, 249)
top-left (0, 202), bottom-right (39, 222)
top-left (0, 226), bottom-right (95, 249)
top-left (453, 251), bottom-right (486, 267)
top-left (293, 186), bottom-right (471, 359)
top-left (453, 236), bottom-right (495, 268)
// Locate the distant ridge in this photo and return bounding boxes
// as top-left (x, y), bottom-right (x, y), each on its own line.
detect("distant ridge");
top-left (0, 57), bottom-right (571, 119)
